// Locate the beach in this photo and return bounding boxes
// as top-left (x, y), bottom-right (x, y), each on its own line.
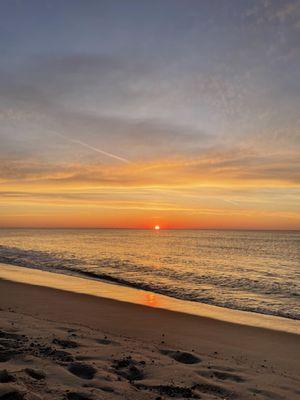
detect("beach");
top-left (1, 1), bottom-right (300, 398)
top-left (1, 269), bottom-right (299, 400)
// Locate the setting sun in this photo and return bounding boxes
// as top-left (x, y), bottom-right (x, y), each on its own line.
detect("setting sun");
top-left (154, 225), bottom-right (160, 231)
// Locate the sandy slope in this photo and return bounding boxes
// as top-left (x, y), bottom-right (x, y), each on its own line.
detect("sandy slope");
top-left (0, 279), bottom-right (299, 400)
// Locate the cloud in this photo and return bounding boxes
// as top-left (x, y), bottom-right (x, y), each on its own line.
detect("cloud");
top-left (0, 51), bottom-right (298, 191)
top-left (270, 2), bottom-right (300, 24)
top-left (0, 52), bottom-right (221, 163)
top-left (1, 145), bottom-right (299, 189)
top-left (245, 1), bottom-right (300, 30)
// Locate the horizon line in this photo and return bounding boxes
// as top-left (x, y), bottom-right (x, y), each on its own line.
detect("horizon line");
top-left (0, 227), bottom-right (299, 232)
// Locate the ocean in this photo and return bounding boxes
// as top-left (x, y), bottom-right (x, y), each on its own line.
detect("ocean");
top-left (0, 229), bottom-right (299, 320)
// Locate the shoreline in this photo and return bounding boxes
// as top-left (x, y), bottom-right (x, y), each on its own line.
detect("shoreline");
top-left (0, 276), bottom-right (300, 399)
top-left (0, 262), bottom-right (299, 335)
top-left (1, 277), bottom-right (300, 353)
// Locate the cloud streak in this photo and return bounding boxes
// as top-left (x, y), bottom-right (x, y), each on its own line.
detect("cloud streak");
top-left (1, 145), bottom-right (299, 188)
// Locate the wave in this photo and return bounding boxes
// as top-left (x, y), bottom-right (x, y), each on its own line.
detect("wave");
top-left (0, 245), bottom-right (299, 320)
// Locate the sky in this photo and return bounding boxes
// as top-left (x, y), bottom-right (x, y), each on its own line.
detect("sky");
top-left (0, 0), bottom-right (299, 229)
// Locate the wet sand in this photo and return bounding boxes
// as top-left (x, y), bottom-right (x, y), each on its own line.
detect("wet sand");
top-left (0, 278), bottom-right (300, 399)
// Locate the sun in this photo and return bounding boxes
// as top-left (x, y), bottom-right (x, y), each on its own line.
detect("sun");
top-left (154, 225), bottom-right (160, 231)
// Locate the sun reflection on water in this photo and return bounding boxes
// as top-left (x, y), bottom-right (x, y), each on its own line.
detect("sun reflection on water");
top-left (143, 293), bottom-right (159, 307)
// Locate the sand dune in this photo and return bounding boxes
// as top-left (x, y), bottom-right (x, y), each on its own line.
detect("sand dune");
top-left (0, 279), bottom-right (299, 400)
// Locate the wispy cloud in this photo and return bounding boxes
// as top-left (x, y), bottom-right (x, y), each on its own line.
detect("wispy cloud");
top-left (1, 146), bottom-right (299, 187)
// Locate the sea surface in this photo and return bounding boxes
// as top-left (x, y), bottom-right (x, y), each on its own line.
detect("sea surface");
top-left (0, 229), bottom-right (299, 320)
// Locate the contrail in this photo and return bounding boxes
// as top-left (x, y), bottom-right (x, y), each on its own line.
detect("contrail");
top-left (52, 131), bottom-right (131, 164)
top-left (68, 138), bottom-right (131, 164)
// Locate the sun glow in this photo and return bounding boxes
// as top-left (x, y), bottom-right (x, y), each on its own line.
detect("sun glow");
top-left (154, 225), bottom-right (160, 231)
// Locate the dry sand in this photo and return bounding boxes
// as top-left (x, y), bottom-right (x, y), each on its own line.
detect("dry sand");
top-left (0, 278), bottom-right (299, 400)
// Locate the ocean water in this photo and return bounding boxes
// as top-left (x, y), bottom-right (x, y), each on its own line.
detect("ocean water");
top-left (0, 229), bottom-right (299, 320)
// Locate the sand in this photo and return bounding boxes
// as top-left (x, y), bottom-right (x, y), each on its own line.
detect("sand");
top-left (0, 278), bottom-right (299, 400)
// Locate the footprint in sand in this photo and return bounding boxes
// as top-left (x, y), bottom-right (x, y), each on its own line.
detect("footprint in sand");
top-left (160, 349), bottom-right (201, 364)
top-left (193, 382), bottom-right (235, 399)
top-left (113, 357), bottom-right (145, 381)
top-left (0, 330), bottom-right (27, 363)
top-left (24, 368), bottom-right (46, 380)
top-left (197, 369), bottom-right (245, 383)
top-left (51, 349), bottom-right (74, 362)
top-left (118, 364), bottom-right (144, 381)
top-left (68, 362), bottom-right (97, 380)
top-left (36, 345), bottom-right (74, 362)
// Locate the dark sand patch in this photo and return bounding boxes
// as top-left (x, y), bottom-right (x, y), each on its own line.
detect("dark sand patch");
top-left (112, 356), bottom-right (135, 369)
top-left (0, 339), bottom-right (21, 350)
top-left (135, 383), bottom-right (199, 398)
top-left (0, 350), bottom-right (20, 363)
top-left (160, 349), bottom-right (201, 364)
top-left (66, 392), bottom-right (93, 400)
top-left (0, 385), bottom-right (24, 400)
top-left (0, 330), bottom-right (24, 341)
top-left (53, 338), bottom-right (78, 349)
top-left (33, 345), bottom-right (74, 362)
top-left (68, 362), bottom-right (97, 380)
top-left (249, 387), bottom-right (285, 399)
top-left (96, 338), bottom-right (114, 345)
top-left (0, 331), bottom-right (27, 363)
top-left (0, 370), bottom-right (15, 383)
top-left (193, 382), bottom-right (236, 398)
